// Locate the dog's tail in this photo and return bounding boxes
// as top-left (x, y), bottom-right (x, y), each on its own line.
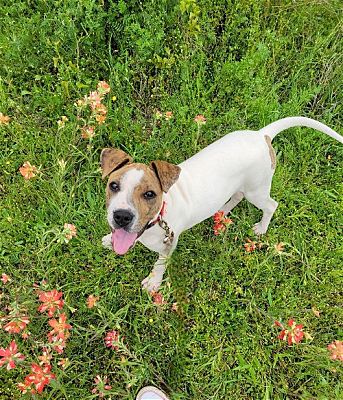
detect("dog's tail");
top-left (260, 117), bottom-right (343, 144)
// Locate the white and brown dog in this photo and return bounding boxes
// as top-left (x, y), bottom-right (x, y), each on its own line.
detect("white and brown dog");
top-left (101, 117), bottom-right (342, 292)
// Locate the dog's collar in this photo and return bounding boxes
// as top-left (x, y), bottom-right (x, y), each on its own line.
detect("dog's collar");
top-left (146, 201), bottom-right (167, 230)
top-left (145, 201), bottom-right (174, 246)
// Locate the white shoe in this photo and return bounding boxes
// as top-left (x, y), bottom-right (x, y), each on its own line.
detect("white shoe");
top-left (136, 386), bottom-right (170, 400)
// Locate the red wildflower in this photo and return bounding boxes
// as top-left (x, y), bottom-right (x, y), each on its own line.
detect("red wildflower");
top-left (92, 375), bottom-right (112, 398)
top-left (1, 273), bottom-right (11, 284)
top-left (81, 125), bottom-right (95, 139)
top-left (0, 340), bottom-right (25, 370)
top-left (87, 294), bottom-right (99, 309)
top-left (18, 363), bottom-right (55, 394)
top-left (19, 161), bottom-right (39, 180)
top-left (38, 348), bottom-right (52, 366)
top-left (194, 114), bottom-right (206, 124)
top-left (244, 239), bottom-right (257, 252)
top-left (97, 81), bottom-right (111, 95)
top-left (63, 223), bottom-right (77, 243)
top-left (151, 291), bottom-right (166, 306)
top-left (48, 313), bottom-right (72, 341)
top-left (165, 111), bottom-right (173, 120)
top-left (213, 211), bottom-right (233, 235)
top-left (104, 330), bottom-right (120, 350)
top-left (38, 289), bottom-right (64, 317)
top-left (275, 319), bottom-right (305, 345)
top-left (327, 340), bottom-right (343, 362)
top-left (4, 316), bottom-right (30, 334)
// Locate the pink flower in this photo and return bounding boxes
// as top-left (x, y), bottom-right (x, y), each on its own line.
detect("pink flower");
top-left (4, 316), bottom-right (30, 334)
top-left (18, 363), bottom-right (55, 394)
top-left (19, 161), bottom-right (39, 180)
top-left (38, 289), bottom-right (64, 317)
top-left (194, 114), bottom-right (206, 124)
top-left (0, 340), bottom-right (25, 370)
top-left (275, 319), bottom-right (305, 345)
top-left (104, 330), bottom-right (120, 350)
top-left (1, 273), bottom-right (11, 284)
top-left (327, 340), bottom-right (343, 362)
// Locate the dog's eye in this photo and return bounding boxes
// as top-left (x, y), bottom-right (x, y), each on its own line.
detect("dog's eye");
top-left (143, 191), bottom-right (156, 200)
top-left (109, 181), bottom-right (120, 192)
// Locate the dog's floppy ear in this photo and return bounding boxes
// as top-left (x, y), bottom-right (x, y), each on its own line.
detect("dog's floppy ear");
top-left (100, 148), bottom-right (133, 179)
top-left (150, 160), bottom-right (181, 193)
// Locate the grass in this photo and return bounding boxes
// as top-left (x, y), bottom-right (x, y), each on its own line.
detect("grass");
top-left (0, 0), bottom-right (342, 398)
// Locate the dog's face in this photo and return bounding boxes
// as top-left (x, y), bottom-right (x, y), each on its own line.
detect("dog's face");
top-left (101, 148), bottom-right (180, 255)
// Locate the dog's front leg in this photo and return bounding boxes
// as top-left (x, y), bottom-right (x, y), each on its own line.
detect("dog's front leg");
top-left (141, 237), bottom-right (178, 293)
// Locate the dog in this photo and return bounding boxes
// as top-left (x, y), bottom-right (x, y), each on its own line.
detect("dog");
top-left (101, 117), bottom-right (342, 292)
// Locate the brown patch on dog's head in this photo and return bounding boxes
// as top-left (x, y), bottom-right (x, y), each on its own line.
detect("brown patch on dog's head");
top-left (150, 160), bottom-right (181, 193)
top-left (100, 148), bottom-right (133, 179)
top-left (102, 148), bottom-right (181, 235)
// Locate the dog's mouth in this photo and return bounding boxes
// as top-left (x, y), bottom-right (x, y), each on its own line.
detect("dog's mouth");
top-left (111, 229), bottom-right (138, 255)
top-left (111, 223), bottom-right (151, 255)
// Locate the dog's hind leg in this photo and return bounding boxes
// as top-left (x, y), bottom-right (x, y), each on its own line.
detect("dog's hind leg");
top-left (221, 192), bottom-right (244, 214)
top-left (245, 188), bottom-right (278, 235)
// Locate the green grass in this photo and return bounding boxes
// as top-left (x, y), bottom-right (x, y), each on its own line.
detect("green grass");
top-left (1, 0), bottom-right (342, 398)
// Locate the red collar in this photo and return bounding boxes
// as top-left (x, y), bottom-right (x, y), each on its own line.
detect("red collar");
top-left (146, 201), bottom-right (167, 230)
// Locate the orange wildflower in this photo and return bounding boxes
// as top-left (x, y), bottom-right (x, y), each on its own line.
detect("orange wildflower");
top-left (19, 161), bottom-right (39, 180)
top-left (0, 112), bottom-right (10, 125)
top-left (327, 340), bottom-right (343, 362)
top-left (194, 114), bottom-right (206, 124)
top-left (86, 295), bottom-right (99, 309)
top-left (38, 289), bottom-right (64, 317)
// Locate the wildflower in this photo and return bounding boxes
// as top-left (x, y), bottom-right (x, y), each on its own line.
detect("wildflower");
top-left (38, 348), bottom-right (53, 366)
top-left (88, 91), bottom-right (102, 109)
top-left (57, 115), bottom-right (68, 128)
top-left (104, 330), bottom-right (120, 350)
top-left (87, 295), bottom-right (99, 309)
top-left (97, 81), bottom-right (111, 95)
top-left (38, 289), bottom-right (64, 317)
top-left (81, 126), bottom-right (95, 139)
top-left (274, 242), bottom-right (285, 253)
top-left (165, 111), bottom-right (173, 120)
top-left (0, 340), bottom-right (25, 370)
top-left (48, 313), bottom-right (72, 341)
top-left (22, 331), bottom-right (31, 339)
top-left (1, 273), bottom-right (11, 284)
top-left (194, 114), bottom-right (206, 125)
top-left (213, 211), bottom-right (233, 235)
top-left (327, 340), bottom-right (343, 362)
top-left (311, 306), bottom-right (320, 318)
top-left (275, 319), bottom-right (304, 345)
top-left (57, 358), bottom-right (69, 369)
top-left (95, 113), bottom-right (106, 125)
top-left (18, 363), bottom-right (56, 394)
top-left (91, 375), bottom-right (112, 398)
top-left (171, 302), bottom-right (178, 312)
top-left (244, 238), bottom-right (257, 252)
top-left (151, 291), bottom-right (166, 306)
top-left (63, 223), bottom-right (77, 243)
top-left (50, 337), bottom-right (67, 354)
top-left (155, 110), bottom-right (163, 119)
top-left (19, 161), bottom-right (39, 180)
top-left (0, 112), bottom-right (10, 125)
top-left (4, 316), bottom-right (30, 334)
top-left (112, 95), bottom-right (117, 102)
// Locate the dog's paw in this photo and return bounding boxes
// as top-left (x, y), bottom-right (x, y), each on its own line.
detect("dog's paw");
top-left (102, 233), bottom-right (112, 249)
top-left (141, 274), bottom-right (162, 293)
top-left (252, 222), bottom-right (267, 236)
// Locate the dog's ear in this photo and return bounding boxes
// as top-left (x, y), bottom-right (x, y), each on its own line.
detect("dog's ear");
top-left (100, 148), bottom-right (133, 179)
top-left (150, 160), bottom-right (181, 193)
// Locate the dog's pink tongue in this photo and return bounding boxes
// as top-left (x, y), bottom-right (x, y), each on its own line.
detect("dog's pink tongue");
top-left (111, 229), bottom-right (138, 255)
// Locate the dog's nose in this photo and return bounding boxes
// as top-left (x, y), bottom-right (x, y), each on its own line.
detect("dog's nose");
top-left (113, 210), bottom-right (134, 228)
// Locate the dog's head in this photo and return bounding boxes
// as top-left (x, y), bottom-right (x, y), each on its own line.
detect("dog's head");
top-left (101, 148), bottom-right (180, 255)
